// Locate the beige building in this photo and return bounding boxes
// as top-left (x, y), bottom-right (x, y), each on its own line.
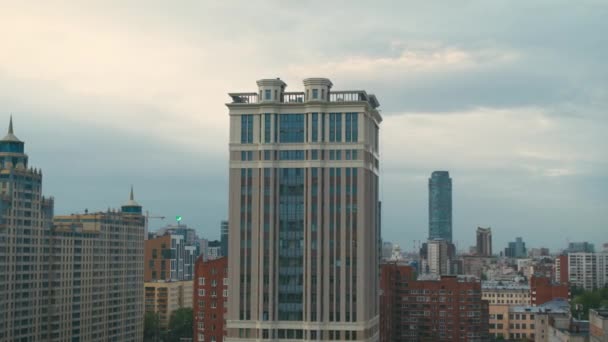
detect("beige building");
top-left (427, 238), bottom-right (451, 275)
top-left (590, 309), bottom-right (608, 342)
top-left (145, 280), bottom-right (193, 329)
top-left (51, 193), bottom-right (145, 341)
top-left (482, 281), bottom-right (531, 305)
top-left (488, 299), bottom-right (570, 341)
top-left (226, 78), bottom-right (382, 341)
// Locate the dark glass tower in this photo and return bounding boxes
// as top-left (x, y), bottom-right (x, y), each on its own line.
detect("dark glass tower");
top-left (429, 171), bottom-right (452, 242)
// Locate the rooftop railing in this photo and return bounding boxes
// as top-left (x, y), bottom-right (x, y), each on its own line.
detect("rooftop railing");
top-left (229, 90), bottom-right (379, 108)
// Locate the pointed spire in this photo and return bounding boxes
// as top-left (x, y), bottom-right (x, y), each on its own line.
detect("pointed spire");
top-left (2, 115), bottom-right (21, 142)
top-left (130, 185), bottom-right (134, 201)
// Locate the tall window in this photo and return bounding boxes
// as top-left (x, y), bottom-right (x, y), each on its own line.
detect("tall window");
top-left (241, 115), bottom-right (253, 144)
top-left (264, 114), bottom-right (271, 143)
top-left (279, 114), bottom-right (305, 143)
top-left (329, 113), bottom-right (342, 142)
top-left (345, 113), bottom-right (358, 142)
top-left (311, 113), bottom-right (318, 142)
top-left (264, 89), bottom-right (271, 100)
top-left (312, 89), bottom-right (318, 99)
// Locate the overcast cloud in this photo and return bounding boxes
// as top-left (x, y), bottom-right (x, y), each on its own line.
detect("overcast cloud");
top-left (1, 1), bottom-right (606, 251)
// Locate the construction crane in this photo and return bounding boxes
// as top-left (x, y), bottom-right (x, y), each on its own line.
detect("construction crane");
top-left (145, 210), bottom-right (165, 240)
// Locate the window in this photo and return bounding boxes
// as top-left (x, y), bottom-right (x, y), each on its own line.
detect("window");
top-left (241, 115), bottom-right (253, 144)
top-left (199, 277), bottom-right (205, 285)
top-left (279, 150), bottom-right (305, 160)
top-left (311, 113), bottom-right (318, 142)
top-left (265, 89), bottom-right (271, 100)
top-left (279, 114), bottom-right (305, 143)
top-left (264, 114), bottom-right (271, 143)
top-left (329, 113), bottom-right (342, 142)
top-left (345, 113), bottom-right (358, 142)
top-left (199, 289), bottom-right (205, 296)
top-left (312, 89), bottom-right (318, 99)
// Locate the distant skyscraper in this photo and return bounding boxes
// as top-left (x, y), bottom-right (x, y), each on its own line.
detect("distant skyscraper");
top-left (220, 220), bottom-right (229, 257)
top-left (567, 241), bottom-right (595, 253)
top-left (226, 78), bottom-right (382, 341)
top-left (476, 227), bottom-right (492, 256)
top-left (505, 237), bottom-right (527, 258)
top-left (429, 171), bottom-right (452, 242)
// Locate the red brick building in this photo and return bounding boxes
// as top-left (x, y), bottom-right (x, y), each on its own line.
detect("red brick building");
top-left (555, 254), bottom-right (569, 285)
top-left (530, 275), bottom-right (569, 306)
top-left (380, 262), bottom-right (489, 342)
top-left (193, 256), bottom-right (228, 342)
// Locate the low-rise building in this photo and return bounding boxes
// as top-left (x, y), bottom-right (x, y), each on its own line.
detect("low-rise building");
top-left (489, 299), bottom-right (570, 341)
top-left (144, 281), bottom-right (193, 330)
top-left (482, 281), bottom-right (531, 305)
top-left (590, 309), bottom-right (608, 342)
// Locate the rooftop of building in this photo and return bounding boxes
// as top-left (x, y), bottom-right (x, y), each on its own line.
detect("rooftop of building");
top-left (482, 280), bottom-right (529, 290)
top-left (590, 308), bottom-right (608, 319)
top-left (228, 77), bottom-right (380, 109)
top-left (511, 298), bottom-right (570, 314)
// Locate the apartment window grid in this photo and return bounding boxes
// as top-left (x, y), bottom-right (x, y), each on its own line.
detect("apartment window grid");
top-left (279, 114), bottom-right (305, 143)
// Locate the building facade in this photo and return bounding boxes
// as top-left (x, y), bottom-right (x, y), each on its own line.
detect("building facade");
top-left (568, 252), bottom-right (608, 290)
top-left (194, 256), bottom-right (228, 342)
top-left (380, 263), bottom-right (489, 342)
top-left (226, 78), bottom-right (382, 341)
top-left (429, 171), bottom-right (452, 242)
top-left (476, 227), bottom-right (492, 257)
top-left (144, 280), bottom-right (193, 330)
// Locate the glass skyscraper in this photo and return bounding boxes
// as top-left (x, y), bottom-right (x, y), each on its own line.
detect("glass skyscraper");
top-left (429, 171), bottom-right (452, 242)
top-left (225, 78), bottom-right (381, 341)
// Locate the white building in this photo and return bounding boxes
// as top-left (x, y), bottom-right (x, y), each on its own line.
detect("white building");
top-left (427, 238), bottom-right (451, 275)
top-left (568, 252), bottom-right (608, 290)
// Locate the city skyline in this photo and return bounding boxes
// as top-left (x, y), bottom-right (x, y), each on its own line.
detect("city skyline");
top-left (1, 2), bottom-right (606, 251)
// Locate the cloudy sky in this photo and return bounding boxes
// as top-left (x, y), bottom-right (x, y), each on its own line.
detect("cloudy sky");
top-left (1, 1), bottom-right (606, 251)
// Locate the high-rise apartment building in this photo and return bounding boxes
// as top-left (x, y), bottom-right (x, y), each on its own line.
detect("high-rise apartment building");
top-left (226, 78), bottom-right (382, 341)
top-left (0, 118), bottom-right (55, 340)
top-left (194, 256), bottom-right (228, 342)
top-left (221, 220), bottom-right (229, 257)
top-left (51, 193), bottom-right (146, 341)
top-left (567, 241), bottom-right (595, 253)
top-left (0, 119), bottom-right (145, 341)
top-left (476, 227), bottom-right (492, 256)
top-left (567, 252), bottom-right (608, 290)
top-left (429, 171), bottom-right (452, 242)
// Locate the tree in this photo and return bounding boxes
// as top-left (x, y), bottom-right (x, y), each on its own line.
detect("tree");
top-left (166, 307), bottom-right (193, 342)
top-left (571, 287), bottom-right (608, 320)
top-left (144, 311), bottom-right (160, 341)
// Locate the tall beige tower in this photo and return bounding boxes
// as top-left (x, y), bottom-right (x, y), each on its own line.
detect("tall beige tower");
top-left (226, 78), bottom-right (382, 341)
